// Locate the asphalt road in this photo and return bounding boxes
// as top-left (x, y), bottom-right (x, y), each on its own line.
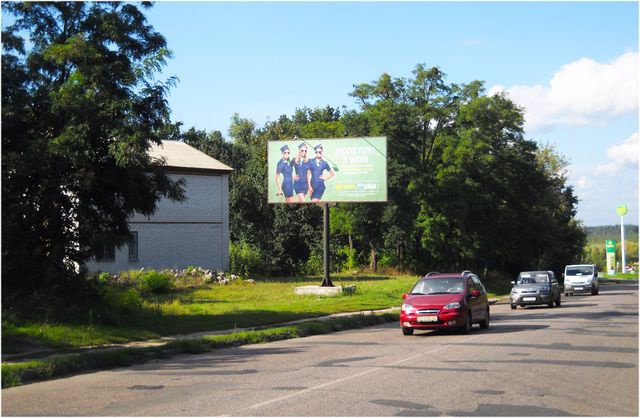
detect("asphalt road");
top-left (2, 283), bottom-right (638, 416)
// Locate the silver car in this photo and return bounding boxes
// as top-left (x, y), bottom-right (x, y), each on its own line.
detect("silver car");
top-left (510, 271), bottom-right (561, 309)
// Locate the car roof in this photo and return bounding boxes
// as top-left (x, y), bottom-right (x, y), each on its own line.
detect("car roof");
top-left (421, 271), bottom-right (472, 279)
top-left (519, 271), bottom-right (550, 275)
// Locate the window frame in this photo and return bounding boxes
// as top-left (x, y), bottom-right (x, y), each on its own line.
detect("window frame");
top-left (128, 231), bottom-right (139, 262)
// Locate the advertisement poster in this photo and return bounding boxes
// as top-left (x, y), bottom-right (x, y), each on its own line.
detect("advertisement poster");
top-left (268, 137), bottom-right (387, 204)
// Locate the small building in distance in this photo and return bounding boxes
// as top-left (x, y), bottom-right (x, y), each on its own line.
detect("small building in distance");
top-left (85, 141), bottom-right (233, 274)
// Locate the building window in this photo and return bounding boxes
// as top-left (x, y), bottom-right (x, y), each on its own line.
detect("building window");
top-left (128, 232), bottom-right (138, 262)
top-left (95, 242), bottom-right (115, 262)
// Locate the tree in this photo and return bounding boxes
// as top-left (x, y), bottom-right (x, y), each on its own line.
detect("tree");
top-left (2, 2), bottom-right (184, 303)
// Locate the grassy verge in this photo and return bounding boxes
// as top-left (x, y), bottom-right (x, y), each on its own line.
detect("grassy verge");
top-left (2, 274), bottom-right (417, 352)
top-left (3, 273), bottom-right (509, 354)
top-left (601, 273), bottom-right (639, 280)
top-left (2, 312), bottom-right (398, 388)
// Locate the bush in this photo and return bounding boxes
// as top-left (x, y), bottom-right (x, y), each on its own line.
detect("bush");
top-left (303, 248), bottom-right (323, 275)
top-left (230, 241), bottom-right (265, 277)
top-left (103, 287), bottom-right (142, 312)
top-left (96, 272), bottom-right (111, 284)
top-left (138, 270), bottom-right (175, 294)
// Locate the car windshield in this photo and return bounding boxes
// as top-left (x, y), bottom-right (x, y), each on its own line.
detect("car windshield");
top-left (411, 278), bottom-right (464, 295)
top-left (566, 266), bottom-right (594, 276)
top-left (517, 272), bottom-right (549, 284)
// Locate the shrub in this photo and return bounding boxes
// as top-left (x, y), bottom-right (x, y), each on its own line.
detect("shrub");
top-left (96, 272), bottom-right (111, 284)
top-left (103, 287), bottom-right (142, 312)
top-left (230, 241), bottom-right (265, 277)
top-left (139, 270), bottom-right (175, 294)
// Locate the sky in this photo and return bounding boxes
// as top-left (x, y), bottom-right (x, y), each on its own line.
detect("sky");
top-left (146, 2), bottom-right (635, 227)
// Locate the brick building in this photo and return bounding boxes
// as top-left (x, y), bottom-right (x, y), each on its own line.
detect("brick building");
top-left (85, 141), bottom-right (233, 274)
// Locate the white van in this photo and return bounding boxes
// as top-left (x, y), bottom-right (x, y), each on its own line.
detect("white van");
top-left (563, 264), bottom-right (599, 296)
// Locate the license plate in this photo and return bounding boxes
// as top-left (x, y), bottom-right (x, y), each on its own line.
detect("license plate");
top-left (574, 287), bottom-right (583, 291)
top-left (417, 315), bottom-right (438, 323)
top-left (523, 297), bottom-right (536, 301)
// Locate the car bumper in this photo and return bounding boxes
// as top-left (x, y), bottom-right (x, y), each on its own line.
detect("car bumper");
top-left (511, 294), bottom-right (553, 305)
top-left (400, 311), bottom-right (465, 330)
top-left (564, 284), bottom-right (594, 294)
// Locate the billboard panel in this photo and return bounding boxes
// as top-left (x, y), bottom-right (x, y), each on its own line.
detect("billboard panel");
top-left (268, 137), bottom-right (387, 204)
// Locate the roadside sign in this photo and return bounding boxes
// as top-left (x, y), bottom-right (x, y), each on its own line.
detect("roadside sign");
top-left (616, 205), bottom-right (628, 216)
top-left (606, 240), bottom-right (616, 273)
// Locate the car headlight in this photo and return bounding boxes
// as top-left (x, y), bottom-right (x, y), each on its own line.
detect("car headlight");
top-left (585, 278), bottom-right (592, 283)
top-left (540, 286), bottom-right (550, 293)
top-left (443, 302), bottom-right (460, 310)
top-left (401, 303), bottom-right (416, 314)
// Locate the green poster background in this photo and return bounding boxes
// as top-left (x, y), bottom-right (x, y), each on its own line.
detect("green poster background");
top-left (268, 137), bottom-right (387, 203)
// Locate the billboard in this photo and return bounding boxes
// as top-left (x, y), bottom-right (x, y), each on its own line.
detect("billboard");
top-left (268, 136), bottom-right (387, 204)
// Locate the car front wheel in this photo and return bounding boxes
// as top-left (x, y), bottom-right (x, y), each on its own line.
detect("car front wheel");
top-left (402, 327), bottom-right (414, 336)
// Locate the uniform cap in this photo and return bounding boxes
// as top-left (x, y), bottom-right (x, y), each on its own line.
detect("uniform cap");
top-left (280, 145), bottom-right (290, 153)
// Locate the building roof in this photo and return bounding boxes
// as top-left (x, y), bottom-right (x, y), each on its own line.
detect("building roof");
top-left (149, 141), bottom-right (233, 173)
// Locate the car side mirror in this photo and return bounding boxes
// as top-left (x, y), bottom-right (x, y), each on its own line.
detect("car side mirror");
top-left (402, 293), bottom-right (408, 300)
top-left (471, 289), bottom-right (481, 298)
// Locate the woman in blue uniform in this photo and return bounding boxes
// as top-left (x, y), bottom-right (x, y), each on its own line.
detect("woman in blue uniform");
top-left (275, 144), bottom-right (295, 203)
top-left (308, 144), bottom-right (335, 202)
top-left (292, 142), bottom-right (311, 202)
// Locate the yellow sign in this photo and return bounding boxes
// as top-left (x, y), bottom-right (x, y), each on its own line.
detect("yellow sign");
top-left (616, 205), bottom-right (628, 216)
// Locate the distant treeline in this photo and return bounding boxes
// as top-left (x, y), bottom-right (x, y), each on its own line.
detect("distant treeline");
top-left (586, 225), bottom-right (639, 243)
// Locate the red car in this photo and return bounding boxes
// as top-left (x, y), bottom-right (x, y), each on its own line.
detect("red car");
top-left (400, 271), bottom-right (490, 335)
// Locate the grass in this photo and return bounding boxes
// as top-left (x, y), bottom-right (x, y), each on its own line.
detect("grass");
top-left (601, 272), bottom-right (639, 280)
top-left (2, 274), bottom-right (421, 352)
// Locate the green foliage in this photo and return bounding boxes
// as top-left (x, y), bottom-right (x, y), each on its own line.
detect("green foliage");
top-left (586, 225), bottom-right (639, 243)
top-left (230, 241), bottom-right (267, 277)
top-left (138, 270), bottom-right (175, 294)
top-left (2, 2), bottom-right (184, 304)
top-left (103, 287), bottom-right (142, 313)
top-left (303, 247), bottom-right (324, 275)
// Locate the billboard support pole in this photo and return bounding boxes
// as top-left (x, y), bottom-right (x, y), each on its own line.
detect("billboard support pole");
top-left (321, 203), bottom-right (333, 287)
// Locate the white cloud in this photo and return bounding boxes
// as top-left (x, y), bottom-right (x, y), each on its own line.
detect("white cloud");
top-left (489, 52), bottom-right (639, 132)
top-left (576, 176), bottom-right (593, 190)
top-left (569, 162), bottom-right (638, 225)
top-left (596, 132), bottom-right (639, 174)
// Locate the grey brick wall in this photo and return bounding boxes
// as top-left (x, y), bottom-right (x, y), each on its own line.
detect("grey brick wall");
top-left (86, 172), bottom-right (230, 274)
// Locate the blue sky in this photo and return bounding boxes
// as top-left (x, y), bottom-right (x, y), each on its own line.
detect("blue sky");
top-left (145, 2), bottom-right (638, 227)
